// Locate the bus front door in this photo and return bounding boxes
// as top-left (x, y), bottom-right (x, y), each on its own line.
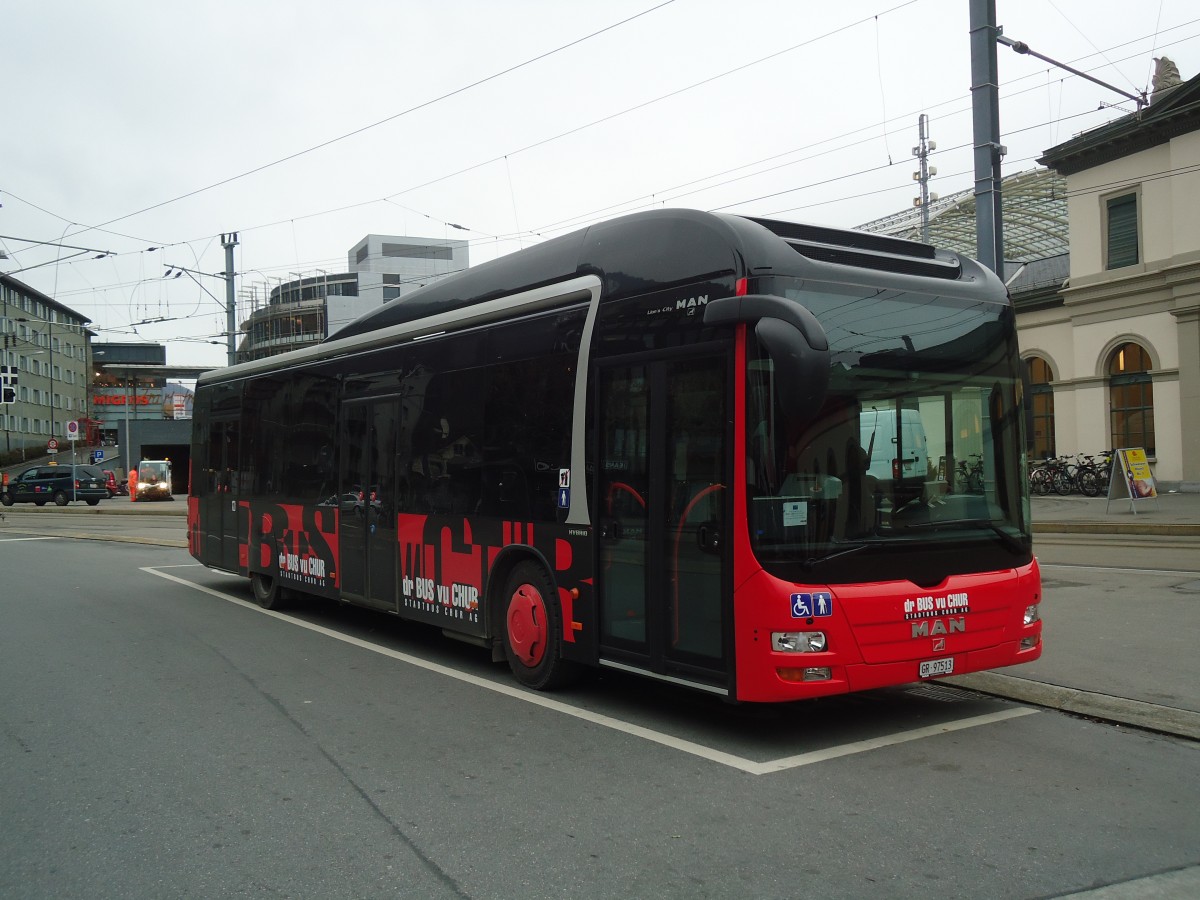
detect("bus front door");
top-left (339, 399), bottom-right (399, 611)
top-left (597, 354), bottom-right (730, 689)
top-left (204, 416), bottom-right (241, 573)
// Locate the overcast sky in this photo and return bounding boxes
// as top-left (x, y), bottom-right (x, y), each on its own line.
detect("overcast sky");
top-left (3, 0), bottom-right (1196, 369)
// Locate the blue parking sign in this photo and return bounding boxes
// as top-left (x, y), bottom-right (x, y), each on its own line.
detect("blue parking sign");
top-left (93, 450), bottom-right (105, 463)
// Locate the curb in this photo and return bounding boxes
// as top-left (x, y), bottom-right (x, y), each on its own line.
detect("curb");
top-left (0, 527), bottom-right (187, 549)
top-left (945, 671), bottom-right (1200, 741)
top-left (1033, 522), bottom-right (1200, 537)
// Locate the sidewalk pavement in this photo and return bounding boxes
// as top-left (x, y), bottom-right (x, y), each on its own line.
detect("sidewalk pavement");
top-left (1030, 488), bottom-right (1200, 537)
top-left (952, 488), bottom-right (1200, 740)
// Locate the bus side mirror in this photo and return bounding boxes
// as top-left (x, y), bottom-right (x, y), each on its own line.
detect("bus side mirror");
top-left (754, 316), bottom-right (830, 422)
top-left (704, 293), bottom-right (830, 422)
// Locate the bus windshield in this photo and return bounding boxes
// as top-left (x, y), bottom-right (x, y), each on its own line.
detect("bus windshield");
top-left (746, 277), bottom-right (1030, 584)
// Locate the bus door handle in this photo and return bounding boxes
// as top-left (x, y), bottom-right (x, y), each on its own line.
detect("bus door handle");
top-left (697, 523), bottom-right (721, 552)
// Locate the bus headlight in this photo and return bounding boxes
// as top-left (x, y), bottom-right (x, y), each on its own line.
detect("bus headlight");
top-left (772, 631), bottom-right (827, 653)
top-left (1024, 604), bottom-right (1041, 626)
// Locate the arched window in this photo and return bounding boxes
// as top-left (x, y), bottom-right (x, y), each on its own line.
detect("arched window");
top-left (1024, 357), bottom-right (1055, 460)
top-left (1107, 342), bottom-right (1154, 454)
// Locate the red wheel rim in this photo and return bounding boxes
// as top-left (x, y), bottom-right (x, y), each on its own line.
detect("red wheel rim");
top-left (507, 582), bottom-right (547, 668)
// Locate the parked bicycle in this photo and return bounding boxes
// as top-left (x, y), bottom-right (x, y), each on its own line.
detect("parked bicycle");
top-left (955, 453), bottom-right (984, 494)
top-left (1028, 458), bottom-right (1055, 495)
top-left (1073, 450), bottom-right (1114, 497)
top-left (1028, 451), bottom-right (1115, 496)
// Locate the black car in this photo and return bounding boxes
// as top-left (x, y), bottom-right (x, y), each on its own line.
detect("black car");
top-left (1, 464), bottom-right (108, 507)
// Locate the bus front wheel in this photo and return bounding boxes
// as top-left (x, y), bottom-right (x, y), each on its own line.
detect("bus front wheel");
top-left (501, 561), bottom-right (580, 691)
top-left (251, 572), bottom-right (284, 610)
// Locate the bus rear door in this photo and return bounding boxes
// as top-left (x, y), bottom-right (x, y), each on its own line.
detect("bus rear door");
top-left (596, 352), bottom-right (731, 691)
top-left (339, 398), bottom-right (399, 611)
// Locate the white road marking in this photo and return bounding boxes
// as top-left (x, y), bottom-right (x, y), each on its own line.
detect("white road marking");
top-left (0, 536), bottom-right (59, 543)
top-left (144, 565), bottom-right (1040, 775)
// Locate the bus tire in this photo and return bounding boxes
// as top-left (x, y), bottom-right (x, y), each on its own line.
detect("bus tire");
top-left (501, 561), bottom-right (580, 691)
top-left (53, 491), bottom-right (69, 506)
top-left (251, 572), bottom-right (285, 610)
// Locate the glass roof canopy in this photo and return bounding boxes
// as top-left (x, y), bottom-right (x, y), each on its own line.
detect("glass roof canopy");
top-left (857, 167), bottom-right (1068, 263)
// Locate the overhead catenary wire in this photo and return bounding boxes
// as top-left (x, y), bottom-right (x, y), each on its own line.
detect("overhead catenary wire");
top-left (12, 16), bottom-right (1199, 343)
top-left (49, 1), bottom-right (682, 245)
top-left (14, 16), bottom-right (1197, 271)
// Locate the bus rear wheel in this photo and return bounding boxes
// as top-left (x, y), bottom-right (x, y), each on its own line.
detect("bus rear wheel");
top-left (251, 572), bottom-right (284, 610)
top-left (502, 561), bottom-right (580, 691)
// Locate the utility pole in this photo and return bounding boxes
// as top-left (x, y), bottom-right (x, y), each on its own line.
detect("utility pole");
top-left (969, 0), bottom-right (1005, 275)
top-left (912, 114), bottom-right (938, 244)
top-left (221, 232), bottom-right (239, 367)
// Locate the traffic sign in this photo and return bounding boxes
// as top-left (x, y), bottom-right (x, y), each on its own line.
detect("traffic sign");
top-left (47, 438), bottom-right (59, 451)
top-left (93, 450), bottom-right (105, 464)
top-left (0, 364), bottom-right (16, 404)
top-left (66, 420), bottom-right (80, 442)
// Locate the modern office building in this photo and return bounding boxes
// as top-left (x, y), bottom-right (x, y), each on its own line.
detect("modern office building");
top-left (90, 343), bottom-right (196, 443)
top-left (237, 234), bottom-right (469, 361)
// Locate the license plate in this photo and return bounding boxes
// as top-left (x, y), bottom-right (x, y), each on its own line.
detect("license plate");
top-left (919, 658), bottom-right (954, 678)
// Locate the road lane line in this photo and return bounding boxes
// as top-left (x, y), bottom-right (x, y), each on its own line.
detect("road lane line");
top-left (753, 708), bottom-right (1040, 773)
top-left (144, 565), bottom-right (1040, 775)
top-left (0, 536), bottom-right (59, 543)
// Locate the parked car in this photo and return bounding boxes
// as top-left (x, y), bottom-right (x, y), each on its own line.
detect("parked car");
top-left (1, 464), bottom-right (108, 507)
top-left (101, 469), bottom-right (127, 498)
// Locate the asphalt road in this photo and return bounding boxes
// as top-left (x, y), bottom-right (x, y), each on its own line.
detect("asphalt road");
top-left (1, 534), bottom-right (1197, 899)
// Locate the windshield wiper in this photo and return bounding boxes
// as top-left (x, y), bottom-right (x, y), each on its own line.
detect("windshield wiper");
top-left (899, 519), bottom-right (1027, 552)
top-left (800, 542), bottom-right (868, 571)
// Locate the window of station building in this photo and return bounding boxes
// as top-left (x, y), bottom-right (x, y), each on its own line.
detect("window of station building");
top-left (1108, 342), bottom-right (1154, 454)
top-left (382, 242), bottom-right (453, 261)
top-left (1104, 191), bottom-right (1140, 269)
top-left (383, 287), bottom-right (402, 301)
top-left (1024, 356), bottom-right (1055, 460)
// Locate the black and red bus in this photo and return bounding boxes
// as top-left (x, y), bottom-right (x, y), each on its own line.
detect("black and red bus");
top-left (188, 209), bottom-right (1041, 702)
